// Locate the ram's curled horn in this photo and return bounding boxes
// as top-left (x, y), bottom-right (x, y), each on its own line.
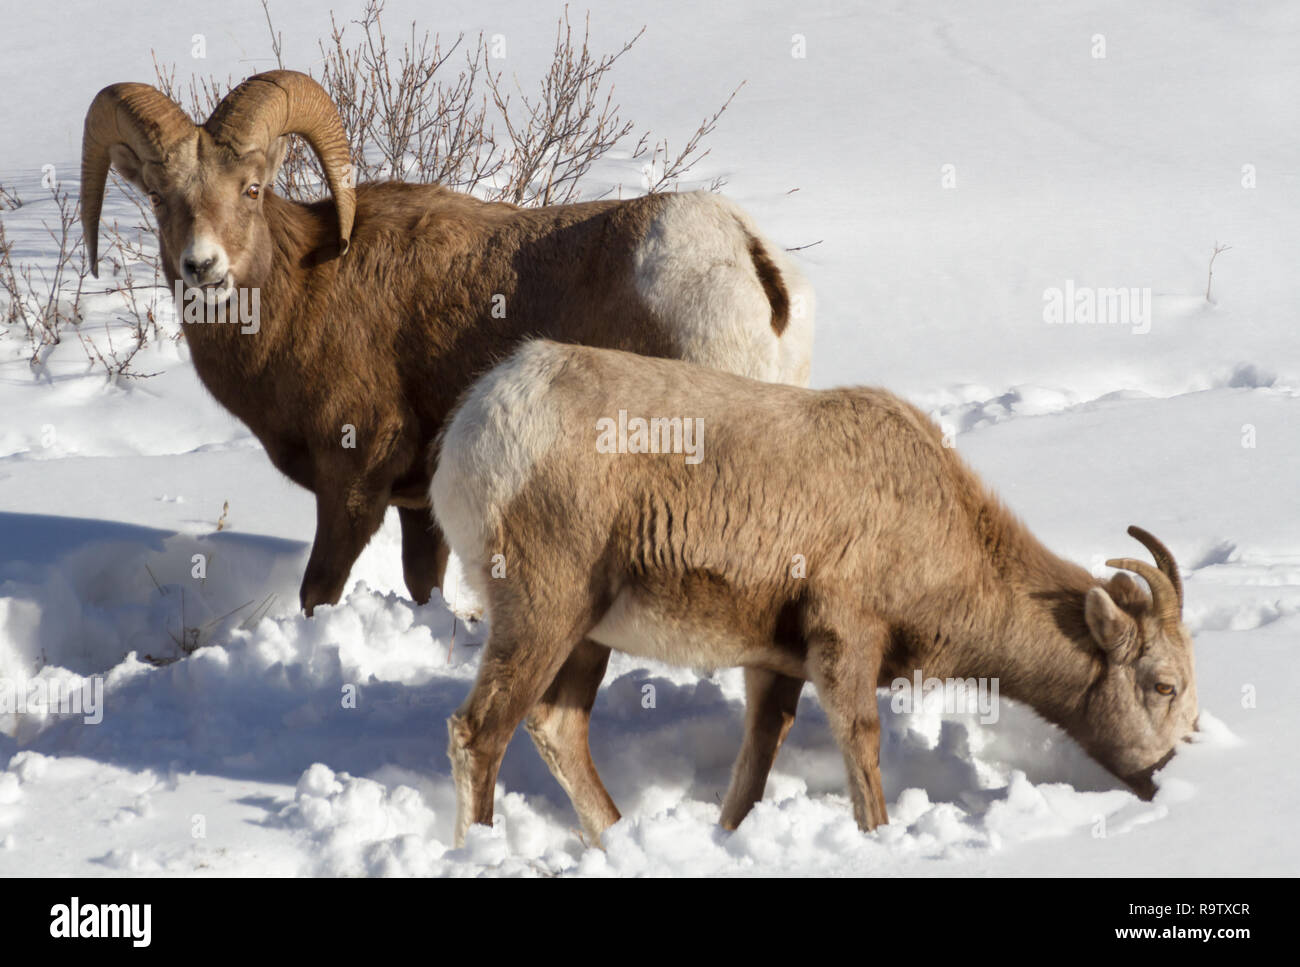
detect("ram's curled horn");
top-left (204, 70), bottom-right (355, 255)
top-left (80, 84), bottom-right (195, 277)
top-left (1126, 524), bottom-right (1184, 611)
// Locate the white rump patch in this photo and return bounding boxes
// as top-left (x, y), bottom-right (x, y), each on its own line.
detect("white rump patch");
top-left (633, 191), bottom-right (814, 387)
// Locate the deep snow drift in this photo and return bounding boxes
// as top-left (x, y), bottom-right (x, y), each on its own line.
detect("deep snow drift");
top-left (1, 0), bottom-right (1297, 875)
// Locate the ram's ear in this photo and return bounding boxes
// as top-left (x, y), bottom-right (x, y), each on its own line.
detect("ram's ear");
top-left (1085, 587), bottom-right (1139, 663)
top-left (108, 143), bottom-right (145, 190)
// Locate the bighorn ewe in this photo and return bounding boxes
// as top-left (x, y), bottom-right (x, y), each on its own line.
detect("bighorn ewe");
top-left (80, 70), bottom-right (813, 614)
top-left (431, 341), bottom-right (1199, 844)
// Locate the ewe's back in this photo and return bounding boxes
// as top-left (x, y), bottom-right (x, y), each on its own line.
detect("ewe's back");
top-left (431, 341), bottom-right (993, 597)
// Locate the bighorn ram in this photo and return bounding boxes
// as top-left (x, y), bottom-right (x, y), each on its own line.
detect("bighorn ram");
top-left (80, 70), bottom-right (813, 614)
top-left (431, 341), bottom-right (1199, 844)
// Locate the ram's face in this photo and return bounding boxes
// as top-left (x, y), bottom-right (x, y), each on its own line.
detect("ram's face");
top-left (111, 134), bottom-right (287, 304)
top-left (82, 73), bottom-right (354, 306)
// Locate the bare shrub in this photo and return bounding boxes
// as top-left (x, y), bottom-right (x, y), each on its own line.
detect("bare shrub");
top-left (1206, 241), bottom-right (1232, 304)
top-left (0, 176), bottom-right (164, 380)
top-left (152, 0), bottom-right (737, 206)
top-left (312, 1), bottom-right (503, 193)
top-left (487, 14), bottom-right (642, 205)
top-left (0, 181), bottom-right (90, 369)
top-left (636, 83), bottom-right (743, 196)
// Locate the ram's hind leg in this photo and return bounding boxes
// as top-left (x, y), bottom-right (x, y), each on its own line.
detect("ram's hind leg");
top-left (719, 668), bottom-right (803, 830)
top-left (525, 638), bottom-right (620, 843)
top-left (397, 506), bottom-right (449, 605)
top-left (447, 597), bottom-right (594, 847)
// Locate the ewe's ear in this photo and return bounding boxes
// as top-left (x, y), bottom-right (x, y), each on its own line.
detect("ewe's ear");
top-left (1106, 571), bottom-right (1146, 609)
top-left (1085, 587), bottom-right (1138, 662)
top-left (265, 136), bottom-right (290, 188)
top-left (108, 143), bottom-right (145, 189)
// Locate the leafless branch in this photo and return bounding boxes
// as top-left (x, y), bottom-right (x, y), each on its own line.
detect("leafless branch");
top-left (1206, 241), bottom-right (1232, 303)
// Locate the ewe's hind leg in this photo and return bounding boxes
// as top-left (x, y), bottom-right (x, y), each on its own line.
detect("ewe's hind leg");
top-left (397, 506), bottom-right (449, 605)
top-left (447, 603), bottom-right (592, 847)
top-left (805, 620), bottom-right (889, 831)
top-left (525, 639), bottom-right (620, 843)
top-left (719, 669), bottom-right (803, 829)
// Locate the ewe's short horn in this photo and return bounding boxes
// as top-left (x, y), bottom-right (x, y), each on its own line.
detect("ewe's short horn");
top-left (1126, 524), bottom-right (1184, 611)
top-left (204, 70), bottom-right (355, 255)
top-left (1107, 535), bottom-right (1182, 629)
top-left (80, 84), bottom-right (195, 277)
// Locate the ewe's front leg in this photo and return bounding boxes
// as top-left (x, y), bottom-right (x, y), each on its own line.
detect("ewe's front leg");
top-left (719, 668), bottom-right (803, 829)
top-left (805, 620), bottom-right (890, 831)
top-left (300, 483), bottom-right (389, 616)
top-left (397, 506), bottom-right (450, 605)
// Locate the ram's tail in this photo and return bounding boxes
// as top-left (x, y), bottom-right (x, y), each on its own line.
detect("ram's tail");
top-left (742, 228), bottom-right (791, 337)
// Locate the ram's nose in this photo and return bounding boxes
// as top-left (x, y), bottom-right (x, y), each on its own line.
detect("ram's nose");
top-left (180, 236), bottom-right (229, 287)
top-left (183, 254), bottom-right (217, 280)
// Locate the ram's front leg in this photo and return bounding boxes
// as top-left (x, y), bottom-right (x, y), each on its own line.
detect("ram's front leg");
top-left (300, 481), bottom-right (390, 616)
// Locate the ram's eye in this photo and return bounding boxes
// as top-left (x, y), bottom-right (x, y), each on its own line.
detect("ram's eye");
top-left (1155, 683), bottom-right (1176, 696)
top-left (245, 183), bottom-right (261, 200)
top-left (147, 192), bottom-right (163, 206)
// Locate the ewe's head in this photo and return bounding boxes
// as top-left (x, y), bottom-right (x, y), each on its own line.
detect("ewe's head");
top-left (1078, 526), bottom-right (1199, 799)
top-left (81, 70), bottom-right (354, 304)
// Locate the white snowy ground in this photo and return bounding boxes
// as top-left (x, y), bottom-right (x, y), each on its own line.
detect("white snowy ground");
top-left (1, 0), bottom-right (1297, 875)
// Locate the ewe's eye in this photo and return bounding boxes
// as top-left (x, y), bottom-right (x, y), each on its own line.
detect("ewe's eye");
top-left (1155, 682), bottom-right (1176, 697)
top-left (245, 183), bottom-right (261, 200)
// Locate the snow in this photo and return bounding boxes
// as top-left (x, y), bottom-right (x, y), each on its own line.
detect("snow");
top-left (1, 0), bottom-right (1298, 876)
